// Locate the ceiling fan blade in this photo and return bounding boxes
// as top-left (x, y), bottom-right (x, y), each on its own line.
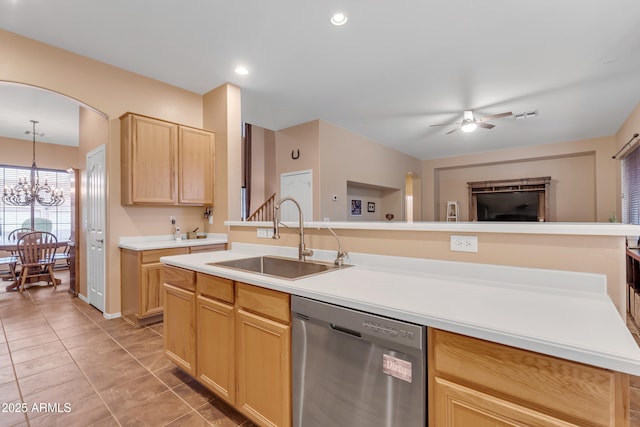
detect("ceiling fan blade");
top-left (478, 112), bottom-right (512, 121)
top-left (477, 122), bottom-right (495, 129)
top-left (446, 127), bottom-right (459, 135)
top-left (430, 122), bottom-right (460, 127)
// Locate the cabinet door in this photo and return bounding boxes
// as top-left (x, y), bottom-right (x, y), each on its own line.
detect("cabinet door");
top-left (236, 308), bottom-right (291, 427)
top-left (129, 115), bottom-right (178, 204)
top-left (434, 377), bottom-right (580, 427)
top-left (140, 262), bottom-right (164, 318)
top-left (163, 283), bottom-right (196, 375)
top-left (197, 296), bottom-right (235, 404)
top-left (178, 126), bottom-right (214, 205)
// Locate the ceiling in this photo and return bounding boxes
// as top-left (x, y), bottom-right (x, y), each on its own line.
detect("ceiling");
top-left (1, 0), bottom-right (639, 159)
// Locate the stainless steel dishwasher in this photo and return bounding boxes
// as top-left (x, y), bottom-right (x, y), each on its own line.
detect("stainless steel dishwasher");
top-left (291, 296), bottom-right (427, 427)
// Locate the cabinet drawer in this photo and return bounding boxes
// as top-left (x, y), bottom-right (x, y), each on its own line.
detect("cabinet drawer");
top-left (433, 329), bottom-right (626, 427)
top-left (236, 282), bottom-right (290, 324)
top-left (162, 265), bottom-right (195, 292)
top-left (189, 244), bottom-right (226, 254)
top-left (197, 273), bottom-right (234, 304)
top-left (142, 247), bottom-right (188, 264)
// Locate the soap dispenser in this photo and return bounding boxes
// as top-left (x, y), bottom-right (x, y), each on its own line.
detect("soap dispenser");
top-left (175, 227), bottom-right (182, 241)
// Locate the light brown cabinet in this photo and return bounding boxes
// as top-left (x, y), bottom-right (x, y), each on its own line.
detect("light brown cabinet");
top-left (163, 268), bottom-right (291, 427)
top-left (196, 273), bottom-right (236, 405)
top-left (121, 244), bottom-right (224, 327)
top-left (236, 282), bottom-right (291, 427)
top-left (163, 266), bottom-right (196, 376)
top-left (120, 112), bottom-right (215, 206)
top-left (431, 329), bottom-right (629, 427)
top-left (121, 247), bottom-right (188, 326)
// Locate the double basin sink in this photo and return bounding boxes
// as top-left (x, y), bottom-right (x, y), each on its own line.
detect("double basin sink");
top-left (207, 255), bottom-right (350, 280)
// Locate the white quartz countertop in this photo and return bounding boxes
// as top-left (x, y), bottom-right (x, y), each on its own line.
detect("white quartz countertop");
top-left (119, 233), bottom-right (227, 251)
top-left (160, 243), bottom-right (640, 376)
top-left (226, 220), bottom-right (640, 236)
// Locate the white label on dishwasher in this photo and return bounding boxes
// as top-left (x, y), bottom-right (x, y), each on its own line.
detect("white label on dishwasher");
top-left (382, 354), bottom-right (412, 383)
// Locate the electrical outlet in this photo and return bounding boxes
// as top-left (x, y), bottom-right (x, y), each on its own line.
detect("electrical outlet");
top-left (450, 235), bottom-right (478, 253)
top-left (257, 228), bottom-right (274, 239)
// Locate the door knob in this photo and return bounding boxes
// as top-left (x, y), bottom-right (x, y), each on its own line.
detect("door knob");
top-left (96, 239), bottom-right (104, 243)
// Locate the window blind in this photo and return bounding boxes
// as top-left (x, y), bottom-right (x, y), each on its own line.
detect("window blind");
top-left (622, 147), bottom-right (640, 224)
top-left (0, 165), bottom-right (72, 238)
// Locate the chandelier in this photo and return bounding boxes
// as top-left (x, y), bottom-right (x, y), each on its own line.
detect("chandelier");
top-left (2, 120), bottom-right (65, 207)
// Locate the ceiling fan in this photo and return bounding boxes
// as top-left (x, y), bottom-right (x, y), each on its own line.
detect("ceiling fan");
top-left (431, 110), bottom-right (513, 135)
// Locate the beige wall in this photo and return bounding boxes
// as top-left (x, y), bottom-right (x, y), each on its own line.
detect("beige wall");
top-left (0, 135), bottom-right (79, 170)
top-left (422, 135), bottom-right (618, 222)
top-left (248, 120), bottom-right (422, 222)
top-left (319, 120), bottom-right (422, 222)
top-left (0, 29), bottom-right (238, 316)
top-left (275, 120), bottom-right (321, 219)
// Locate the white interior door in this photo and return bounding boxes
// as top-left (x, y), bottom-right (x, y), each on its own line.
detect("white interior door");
top-left (86, 145), bottom-right (106, 312)
top-left (280, 170), bottom-right (312, 222)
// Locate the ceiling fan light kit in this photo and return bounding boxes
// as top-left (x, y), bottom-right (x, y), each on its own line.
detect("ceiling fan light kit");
top-left (432, 110), bottom-right (513, 135)
top-left (461, 122), bottom-right (478, 133)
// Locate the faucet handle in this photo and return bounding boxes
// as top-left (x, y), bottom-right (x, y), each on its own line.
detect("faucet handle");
top-left (334, 250), bottom-right (348, 266)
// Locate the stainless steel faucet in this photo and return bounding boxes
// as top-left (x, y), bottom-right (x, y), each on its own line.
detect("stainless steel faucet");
top-left (327, 227), bottom-right (348, 266)
top-left (273, 196), bottom-right (313, 261)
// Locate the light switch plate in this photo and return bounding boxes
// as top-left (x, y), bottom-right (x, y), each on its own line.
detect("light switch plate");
top-left (450, 235), bottom-right (478, 253)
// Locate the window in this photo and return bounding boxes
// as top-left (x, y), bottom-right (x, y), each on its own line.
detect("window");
top-left (0, 165), bottom-right (72, 239)
top-left (622, 147), bottom-right (640, 224)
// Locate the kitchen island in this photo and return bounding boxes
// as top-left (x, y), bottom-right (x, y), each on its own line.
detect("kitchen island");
top-left (161, 243), bottom-right (640, 427)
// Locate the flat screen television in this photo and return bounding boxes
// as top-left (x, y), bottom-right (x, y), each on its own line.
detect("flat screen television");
top-left (476, 192), bottom-right (539, 221)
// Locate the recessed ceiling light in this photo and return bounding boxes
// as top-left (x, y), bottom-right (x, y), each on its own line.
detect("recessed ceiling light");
top-left (234, 66), bottom-right (249, 75)
top-left (330, 12), bottom-right (348, 26)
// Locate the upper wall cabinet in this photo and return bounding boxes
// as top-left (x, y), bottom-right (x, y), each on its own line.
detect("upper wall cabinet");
top-left (120, 113), bottom-right (215, 206)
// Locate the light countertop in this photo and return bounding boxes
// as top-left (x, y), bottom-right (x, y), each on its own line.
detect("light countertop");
top-left (226, 220), bottom-right (640, 236)
top-left (160, 243), bottom-right (640, 376)
top-left (119, 233), bottom-right (228, 251)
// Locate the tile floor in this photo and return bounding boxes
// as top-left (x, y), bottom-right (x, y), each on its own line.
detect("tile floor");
top-left (2, 274), bottom-right (640, 427)
top-left (0, 273), bottom-right (256, 427)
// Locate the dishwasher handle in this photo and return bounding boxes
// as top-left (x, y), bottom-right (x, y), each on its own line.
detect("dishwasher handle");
top-left (330, 323), bottom-right (362, 338)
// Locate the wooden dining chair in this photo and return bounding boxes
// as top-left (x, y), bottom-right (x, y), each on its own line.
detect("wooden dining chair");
top-left (16, 231), bottom-right (58, 293)
top-left (0, 253), bottom-right (18, 281)
top-left (0, 227), bottom-right (33, 281)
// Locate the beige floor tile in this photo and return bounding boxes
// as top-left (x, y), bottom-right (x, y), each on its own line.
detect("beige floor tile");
top-left (59, 328), bottom-right (113, 350)
top-left (172, 379), bottom-right (217, 408)
top-left (19, 361), bottom-right (84, 398)
top-left (137, 349), bottom-right (174, 372)
top-left (8, 331), bottom-right (60, 352)
top-left (4, 322), bottom-right (53, 342)
top-left (23, 375), bottom-right (96, 415)
top-left (154, 365), bottom-right (196, 389)
top-left (66, 338), bottom-right (123, 362)
top-left (83, 357), bottom-right (149, 392)
top-left (165, 410), bottom-right (212, 427)
top-left (121, 335), bottom-right (164, 359)
top-left (111, 327), bottom-right (160, 348)
top-left (0, 364), bottom-right (16, 385)
top-left (28, 393), bottom-right (111, 426)
top-left (9, 340), bottom-right (67, 364)
top-left (0, 380), bottom-right (22, 403)
top-left (0, 350), bottom-right (13, 370)
top-left (51, 322), bottom-right (103, 339)
top-left (13, 348), bottom-right (74, 379)
top-left (115, 389), bottom-right (192, 426)
top-left (101, 372), bottom-right (169, 414)
top-left (0, 406), bottom-right (28, 426)
top-left (196, 398), bottom-right (248, 427)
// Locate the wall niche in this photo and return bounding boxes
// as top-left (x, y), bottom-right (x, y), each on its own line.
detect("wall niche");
top-left (468, 177), bottom-right (551, 222)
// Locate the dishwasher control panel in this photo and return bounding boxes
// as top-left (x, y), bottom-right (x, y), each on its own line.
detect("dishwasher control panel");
top-left (292, 296), bottom-right (425, 350)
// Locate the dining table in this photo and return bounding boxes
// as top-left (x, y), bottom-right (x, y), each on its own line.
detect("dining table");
top-left (0, 237), bottom-right (69, 291)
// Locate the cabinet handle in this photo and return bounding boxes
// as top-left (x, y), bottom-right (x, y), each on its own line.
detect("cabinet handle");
top-left (96, 239), bottom-right (104, 243)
